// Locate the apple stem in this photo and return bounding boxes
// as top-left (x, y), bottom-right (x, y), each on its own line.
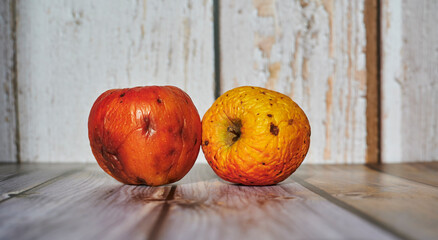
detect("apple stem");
top-left (227, 126), bottom-right (241, 142)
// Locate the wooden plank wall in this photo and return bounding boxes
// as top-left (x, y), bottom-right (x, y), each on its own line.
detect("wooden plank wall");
top-left (0, 0), bottom-right (17, 162)
top-left (220, 0), bottom-right (367, 164)
top-left (381, 0), bottom-right (438, 163)
top-left (0, 0), bottom-right (436, 164)
top-left (14, 0), bottom-right (214, 163)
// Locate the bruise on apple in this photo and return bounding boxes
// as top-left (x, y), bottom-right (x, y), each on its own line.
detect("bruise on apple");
top-left (136, 177), bottom-right (148, 185)
top-left (167, 148), bottom-right (177, 157)
top-left (270, 122), bottom-right (279, 136)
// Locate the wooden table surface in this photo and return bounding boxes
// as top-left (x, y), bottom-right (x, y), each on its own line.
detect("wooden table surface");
top-left (0, 162), bottom-right (437, 240)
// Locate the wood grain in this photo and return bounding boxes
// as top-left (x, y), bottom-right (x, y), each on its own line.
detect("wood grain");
top-left (220, 0), bottom-right (367, 164)
top-left (0, 163), bottom-right (23, 180)
top-left (15, 0), bottom-right (214, 163)
top-left (381, 0), bottom-right (438, 163)
top-left (154, 164), bottom-right (396, 240)
top-left (295, 164), bottom-right (438, 240)
top-left (367, 162), bottom-right (438, 187)
top-left (0, 0), bottom-right (17, 163)
top-left (2, 163), bottom-right (438, 239)
top-left (0, 165), bottom-right (168, 240)
top-left (0, 163), bottom-right (81, 202)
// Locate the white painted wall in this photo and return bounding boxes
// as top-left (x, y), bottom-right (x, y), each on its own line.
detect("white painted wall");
top-left (381, 0), bottom-right (438, 163)
top-left (220, 0), bottom-right (367, 164)
top-left (15, 0), bottom-right (214, 163)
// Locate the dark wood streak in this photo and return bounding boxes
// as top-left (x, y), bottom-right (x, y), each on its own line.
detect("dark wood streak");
top-left (0, 169), bottom-right (33, 182)
top-left (0, 168), bottom-right (83, 204)
top-left (148, 185), bottom-right (177, 240)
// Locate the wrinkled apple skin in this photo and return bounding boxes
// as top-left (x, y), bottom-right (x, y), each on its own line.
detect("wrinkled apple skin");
top-left (88, 86), bottom-right (201, 186)
top-left (202, 86), bottom-right (310, 186)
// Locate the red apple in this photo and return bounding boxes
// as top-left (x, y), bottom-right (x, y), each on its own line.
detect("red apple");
top-left (88, 86), bottom-right (201, 186)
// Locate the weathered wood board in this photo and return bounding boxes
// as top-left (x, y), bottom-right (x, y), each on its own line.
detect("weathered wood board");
top-left (0, 163), bottom-right (410, 240)
top-left (381, 0), bottom-right (438, 163)
top-left (219, 0), bottom-right (367, 164)
top-left (0, 165), bottom-right (167, 240)
top-left (155, 164), bottom-right (396, 240)
top-left (367, 162), bottom-right (438, 187)
top-left (0, 0), bottom-right (17, 162)
top-left (1, 0), bottom-right (437, 164)
top-left (15, 0), bottom-right (214, 163)
top-left (295, 164), bottom-right (438, 240)
top-left (0, 163), bottom-right (82, 202)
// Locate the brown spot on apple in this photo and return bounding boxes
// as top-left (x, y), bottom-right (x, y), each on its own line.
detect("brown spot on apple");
top-left (142, 117), bottom-right (150, 134)
top-left (288, 119), bottom-right (294, 125)
top-left (167, 148), bottom-right (177, 157)
top-left (267, 114), bottom-right (273, 117)
top-left (100, 148), bottom-right (125, 181)
top-left (204, 140), bottom-right (209, 146)
top-left (157, 98), bottom-right (162, 103)
top-left (270, 123), bottom-right (279, 136)
top-left (136, 177), bottom-right (147, 185)
top-left (120, 93), bottom-right (125, 97)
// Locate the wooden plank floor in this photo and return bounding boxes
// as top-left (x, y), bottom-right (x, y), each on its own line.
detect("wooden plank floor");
top-left (0, 162), bottom-right (437, 240)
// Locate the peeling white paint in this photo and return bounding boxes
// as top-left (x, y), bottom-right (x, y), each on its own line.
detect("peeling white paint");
top-left (221, 0), bottom-right (367, 164)
top-left (15, 0), bottom-right (214, 163)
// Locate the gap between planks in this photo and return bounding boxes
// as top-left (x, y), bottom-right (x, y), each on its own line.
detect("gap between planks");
top-left (0, 165), bottom-right (170, 240)
top-left (0, 167), bottom-right (84, 203)
top-left (147, 166), bottom-right (403, 240)
top-left (364, 0), bottom-right (381, 164)
top-left (146, 181), bottom-right (403, 240)
top-left (213, 0), bottom-right (221, 99)
top-left (292, 176), bottom-right (409, 240)
top-left (10, 0), bottom-right (20, 164)
top-left (366, 162), bottom-right (438, 188)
